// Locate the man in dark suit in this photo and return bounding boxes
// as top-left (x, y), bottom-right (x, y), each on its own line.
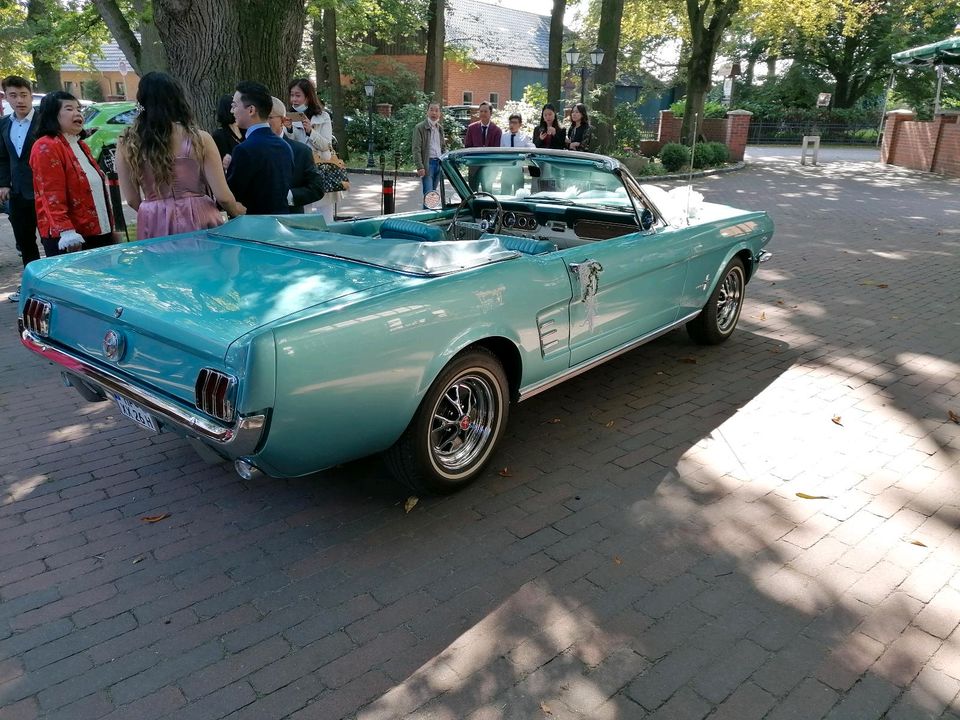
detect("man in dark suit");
top-left (227, 81), bottom-right (294, 215)
top-left (463, 101), bottom-right (502, 148)
top-left (463, 101), bottom-right (502, 192)
top-left (267, 96), bottom-right (323, 214)
top-left (0, 76), bottom-right (41, 302)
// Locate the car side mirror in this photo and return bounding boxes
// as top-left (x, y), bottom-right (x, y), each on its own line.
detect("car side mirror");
top-left (639, 208), bottom-right (655, 231)
top-left (423, 191), bottom-right (442, 210)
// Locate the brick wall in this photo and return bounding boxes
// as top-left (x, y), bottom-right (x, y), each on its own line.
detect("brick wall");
top-left (655, 109), bottom-right (751, 161)
top-left (353, 55), bottom-right (512, 108)
top-left (444, 62), bottom-right (511, 108)
top-left (882, 110), bottom-right (960, 178)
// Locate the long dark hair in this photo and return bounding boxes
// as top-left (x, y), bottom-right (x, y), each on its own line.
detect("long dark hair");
top-left (536, 103), bottom-right (562, 133)
top-left (122, 71), bottom-right (203, 188)
top-left (215, 94), bottom-right (235, 129)
top-left (569, 103), bottom-right (590, 128)
top-left (35, 91), bottom-right (79, 138)
top-left (287, 78), bottom-right (322, 118)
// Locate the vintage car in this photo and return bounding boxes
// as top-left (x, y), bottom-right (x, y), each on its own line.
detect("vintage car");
top-left (18, 148), bottom-right (772, 494)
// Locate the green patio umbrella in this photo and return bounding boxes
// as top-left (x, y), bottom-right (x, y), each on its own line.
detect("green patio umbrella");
top-left (892, 35), bottom-right (960, 115)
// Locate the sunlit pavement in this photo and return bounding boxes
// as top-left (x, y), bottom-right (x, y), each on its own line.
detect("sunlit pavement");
top-left (0, 148), bottom-right (958, 719)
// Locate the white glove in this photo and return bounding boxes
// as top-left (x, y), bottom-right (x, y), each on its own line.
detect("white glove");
top-left (58, 230), bottom-right (84, 252)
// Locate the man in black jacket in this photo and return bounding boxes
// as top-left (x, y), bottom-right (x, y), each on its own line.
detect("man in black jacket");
top-left (268, 97), bottom-right (323, 214)
top-left (0, 76), bottom-right (40, 302)
top-left (226, 81), bottom-right (294, 215)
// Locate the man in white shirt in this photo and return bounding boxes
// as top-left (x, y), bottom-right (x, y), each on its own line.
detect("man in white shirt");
top-left (0, 76), bottom-right (41, 302)
top-left (499, 114), bottom-right (534, 149)
top-left (498, 114), bottom-right (533, 195)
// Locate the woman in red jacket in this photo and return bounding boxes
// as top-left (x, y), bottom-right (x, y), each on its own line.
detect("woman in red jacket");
top-left (30, 91), bottom-right (115, 256)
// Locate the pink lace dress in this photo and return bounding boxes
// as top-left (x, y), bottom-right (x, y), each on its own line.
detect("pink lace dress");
top-left (135, 137), bottom-right (224, 240)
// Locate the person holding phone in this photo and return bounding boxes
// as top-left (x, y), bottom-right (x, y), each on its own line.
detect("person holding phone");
top-left (286, 77), bottom-right (341, 221)
top-left (533, 104), bottom-right (566, 150)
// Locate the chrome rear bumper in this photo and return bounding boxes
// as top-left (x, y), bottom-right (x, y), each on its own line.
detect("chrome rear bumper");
top-left (20, 328), bottom-right (266, 458)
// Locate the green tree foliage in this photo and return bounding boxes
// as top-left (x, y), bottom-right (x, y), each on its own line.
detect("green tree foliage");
top-left (0, 0), bottom-right (108, 85)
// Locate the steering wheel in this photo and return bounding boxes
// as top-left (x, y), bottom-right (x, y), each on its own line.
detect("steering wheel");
top-left (450, 191), bottom-right (503, 240)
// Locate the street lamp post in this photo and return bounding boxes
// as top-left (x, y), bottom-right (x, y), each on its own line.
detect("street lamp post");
top-left (364, 80), bottom-right (375, 169)
top-left (564, 45), bottom-right (605, 105)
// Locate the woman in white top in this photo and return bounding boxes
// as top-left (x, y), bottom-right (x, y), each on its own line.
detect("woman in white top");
top-left (286, 78), bottom-right (342, 222)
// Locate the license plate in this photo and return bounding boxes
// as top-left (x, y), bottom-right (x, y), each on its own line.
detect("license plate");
top-left (113, 394), bottom-right (159, 433)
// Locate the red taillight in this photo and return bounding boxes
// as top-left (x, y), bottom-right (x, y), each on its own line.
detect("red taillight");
top-left (195, 368), bottom-right (236, 422)
top-left (22, 297), bottom-right (51, 336)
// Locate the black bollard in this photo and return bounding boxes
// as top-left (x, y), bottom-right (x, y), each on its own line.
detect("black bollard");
top-left (382, 179), bottom-right (395, 215)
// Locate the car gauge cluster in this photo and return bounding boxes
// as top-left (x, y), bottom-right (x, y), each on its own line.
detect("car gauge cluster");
top-left (482, 209), bottom-right (538, 232)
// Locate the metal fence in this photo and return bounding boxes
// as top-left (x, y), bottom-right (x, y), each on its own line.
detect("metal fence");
top-left (747, 121), bottom-right (882, 145)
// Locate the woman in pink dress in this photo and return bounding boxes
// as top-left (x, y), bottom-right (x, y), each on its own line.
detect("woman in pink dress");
top-left (117, 72), bottom-right (244, 240)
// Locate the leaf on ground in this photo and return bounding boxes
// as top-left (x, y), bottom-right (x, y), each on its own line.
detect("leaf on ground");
top-left (540, 701), bottom-right (553, 715)
top-left (679, 357), bottom-right (698, 364)
top-left (404, 496), bottom-right (419, 513)
top-left (948, 410), bottom-right (960, 424)
top-left (796, 492), bottom-right (831, 500)
top-left (760, 311), bottom-right (766, 320)
top-left (908, 538), bottom-right (928, 547)
top-left (613, 555), bottom-right (623, 565)
top-left (776, 300), bottom-right (784, 305)
top-left (498, 467), bottom-right (512, 477)
top-left (831, 415), bottom-right (843, 426)
top-left (605, 420), bottom-right (615, 428)
top-left (770, 346), bottom-right (781, 354)
top-left (877, 284), bottom-right (889, 288)
top-left (132, 556), bottom-right (145, 564)
top-left (140, 513), bottom-right (170, 523)
top-left (542, 418), bottom-right (562, 424)
top-left (656, 371), bottom-right (664, 375)
top-left (859, 279), bottom-right (879, 286)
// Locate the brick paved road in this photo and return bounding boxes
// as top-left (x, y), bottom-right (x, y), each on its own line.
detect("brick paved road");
top-left (1, 148), bottom-right (958, 719)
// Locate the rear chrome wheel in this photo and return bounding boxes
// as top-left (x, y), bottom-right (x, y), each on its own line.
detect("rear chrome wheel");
top-left (386, 349), bottom-right (509, 494)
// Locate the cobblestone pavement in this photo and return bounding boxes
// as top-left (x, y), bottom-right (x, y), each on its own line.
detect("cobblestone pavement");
top-left (1, 148), bottom-right (959, 719)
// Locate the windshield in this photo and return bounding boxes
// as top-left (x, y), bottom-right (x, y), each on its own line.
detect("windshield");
top-left (445, 152), bottom-right (634, 211)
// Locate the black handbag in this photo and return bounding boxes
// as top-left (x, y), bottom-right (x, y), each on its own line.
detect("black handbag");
top-left (316, 162), bottom-right (350, 193)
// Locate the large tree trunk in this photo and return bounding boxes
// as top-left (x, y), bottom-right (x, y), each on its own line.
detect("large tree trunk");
top-left (312, 15), bottom-right (327, 90)
top-left (133, 0), bottom-right (168, 73)
top-left (155, 0), bottom-right (306, 131)
top-left (27, 0), bottom-right (60, 91)
top-left (93, 0), bottom-right (168, 75)
top-left (323, 7), bottom-right (348, 162)
top-left (681, 0), bottom-right (741, 144)
top-left (423, 0), bottom-right (445, 101)
top-left (547, 0), bottom-right (566, 106)
top-left (593, 0), bottom-right (624, 152)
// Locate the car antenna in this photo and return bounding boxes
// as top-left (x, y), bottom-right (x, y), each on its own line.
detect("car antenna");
top-left (686, 112), bottom-right (698, 225)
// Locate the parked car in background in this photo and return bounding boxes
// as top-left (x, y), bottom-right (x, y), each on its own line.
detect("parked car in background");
top-left (18, 147), bottom-right (773, 494)
top-left (82, 101), bottom-right (138, 174)
top-left (444, 104), bottom-right (480, 133)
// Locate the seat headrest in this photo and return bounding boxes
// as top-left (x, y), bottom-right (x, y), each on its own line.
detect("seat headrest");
top-left (379, 218), bottom-right (446, 243)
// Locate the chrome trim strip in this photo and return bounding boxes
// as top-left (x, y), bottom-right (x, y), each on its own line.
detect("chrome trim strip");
top-left (21, 329), bottom-right (266, 457)
top-left (518, 311), bottom-right (701, 402)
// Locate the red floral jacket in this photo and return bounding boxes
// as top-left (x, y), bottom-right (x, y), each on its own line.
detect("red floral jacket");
top-left (30, 134), bottom-right (113, 239)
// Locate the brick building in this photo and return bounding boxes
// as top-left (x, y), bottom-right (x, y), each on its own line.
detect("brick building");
top-left (361, 0), bottom-right (551, 108)
top-left (60, 43), bottom-right (139, 103)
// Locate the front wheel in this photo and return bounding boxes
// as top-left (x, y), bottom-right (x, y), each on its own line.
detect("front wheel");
top-left (385, 349), bottom-right (509, 495)
top-left (687, 258), bottom-right (746, 345)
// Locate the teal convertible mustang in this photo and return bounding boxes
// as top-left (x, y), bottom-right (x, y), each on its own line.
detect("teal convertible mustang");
top-left (18, 148), bottom-right (772, 493)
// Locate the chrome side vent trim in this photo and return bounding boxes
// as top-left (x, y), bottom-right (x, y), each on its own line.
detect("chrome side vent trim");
top-left (538, 318), bottom-right (560, 356)
top-left (22, 297), bottom-right (52, 336)
top-left (195, 368), bottom-right (237, 423)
